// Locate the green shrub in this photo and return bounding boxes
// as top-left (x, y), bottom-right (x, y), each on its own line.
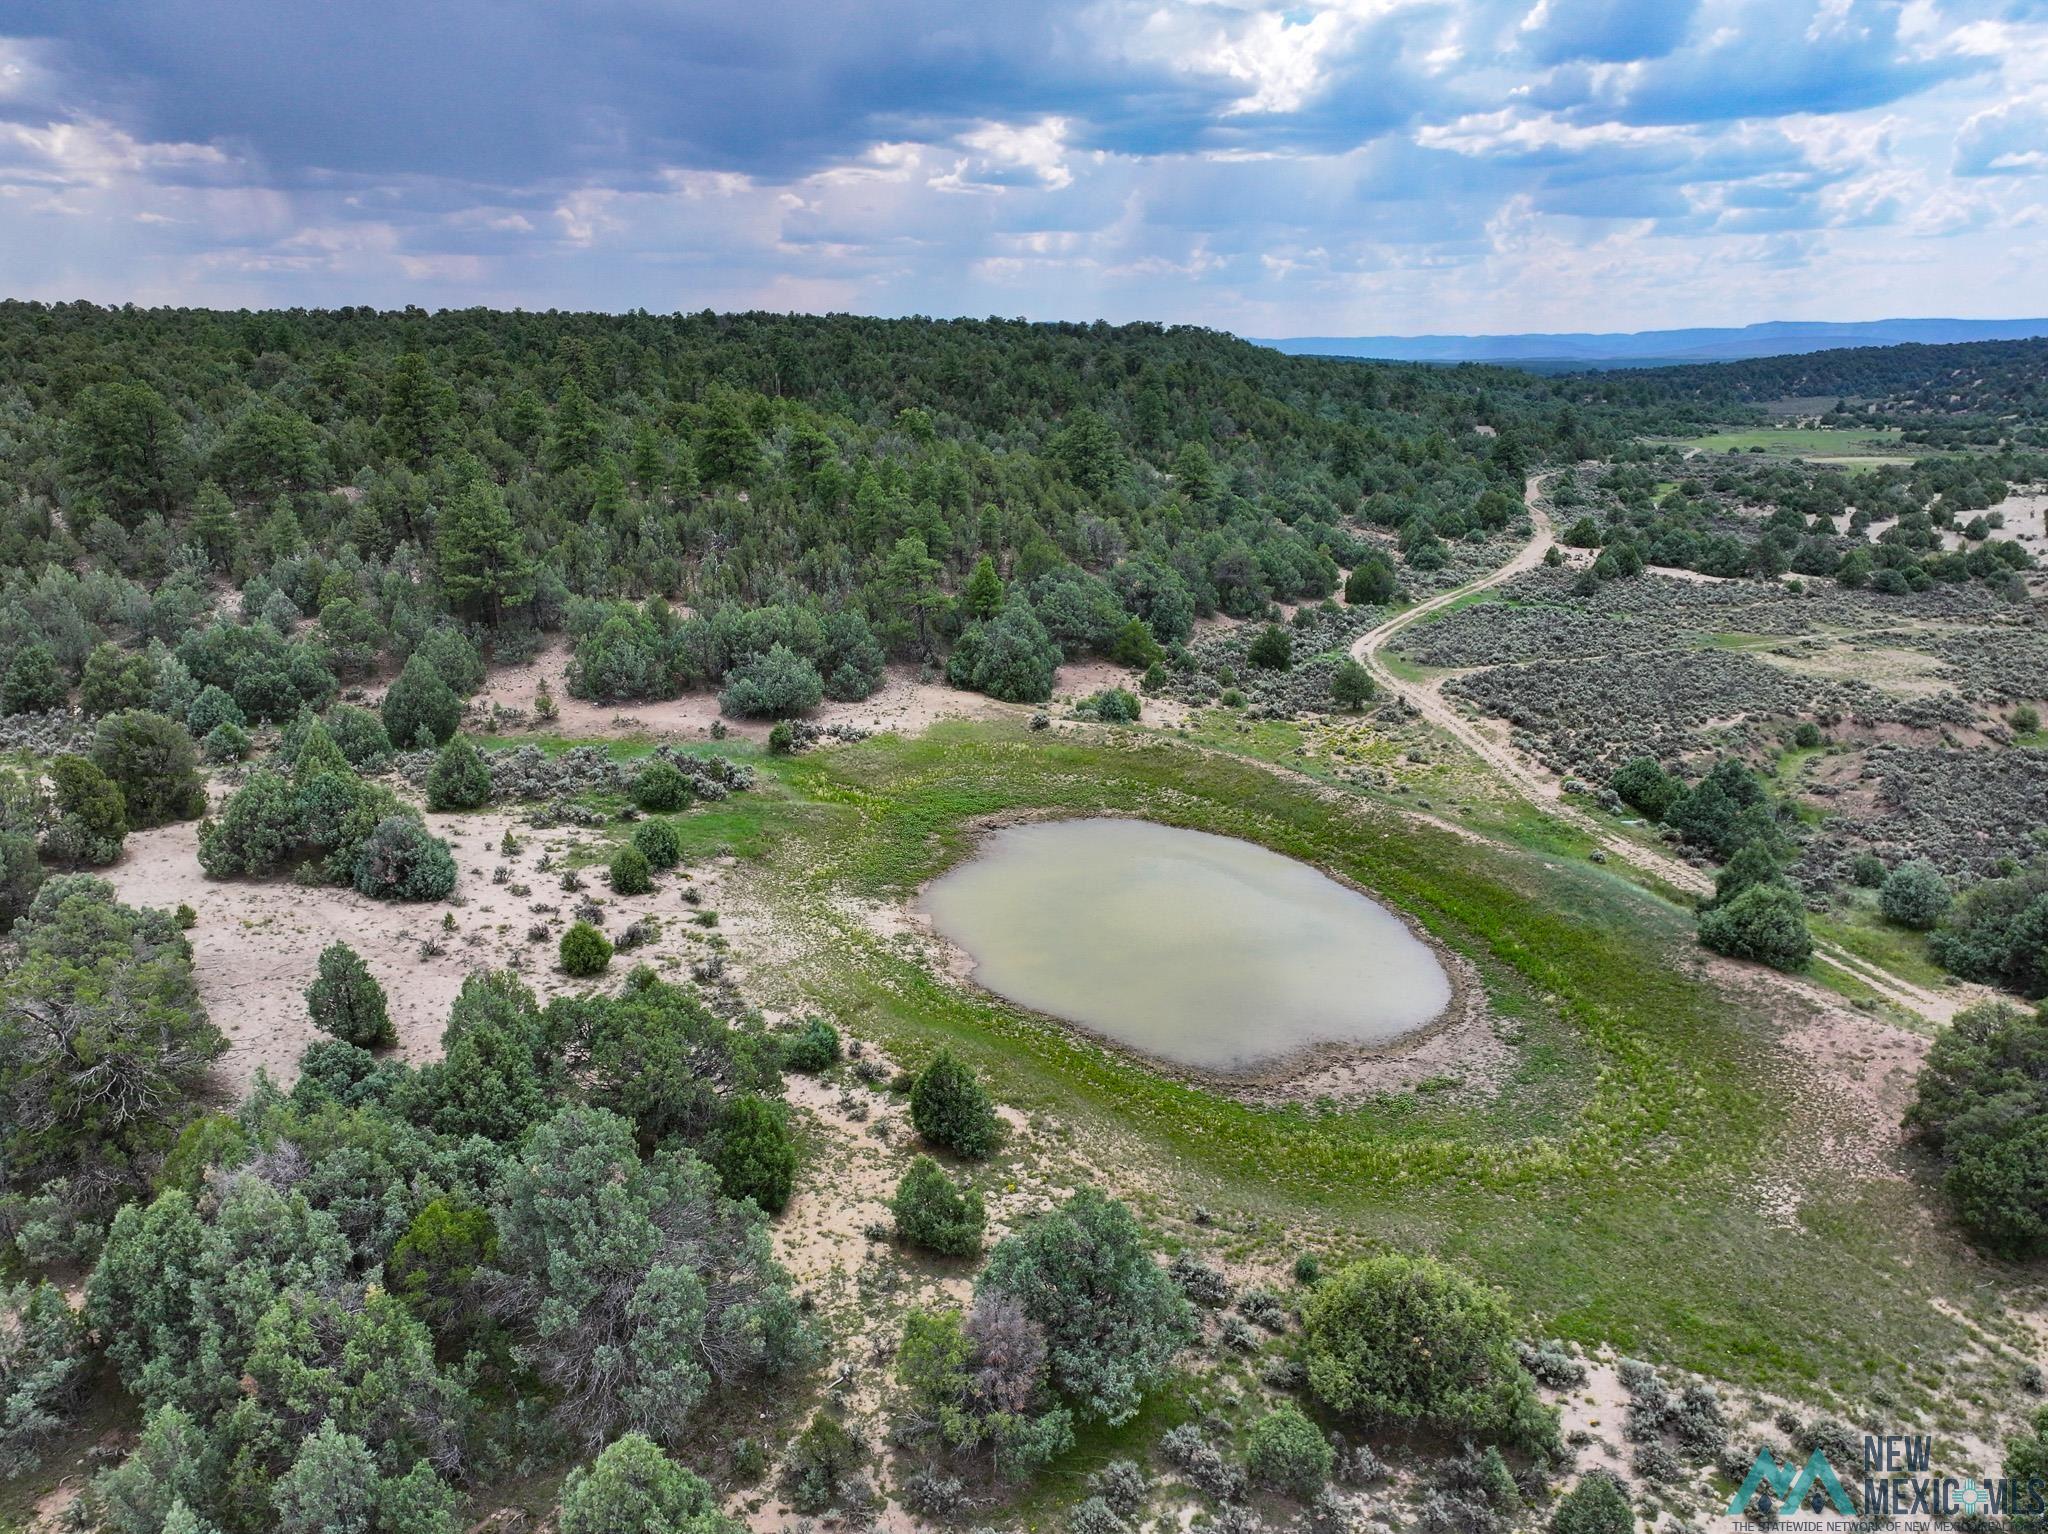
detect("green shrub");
top-left (1109, 617), bottom-right (1163, 669)
top-left (1908, 1000), bottom-right (2048, 1256)
top-left (198, 760), bottom-right (449, 899)
top-left (1331, 658), bottom-right (1376, 710)
top-left (1551, 1471), bottom-right (1635, 1534)
top-left (711, 1095), bottom-right (798, 1214)
top-left (609, 844), bottom-right (653, 894)
top-left (821, 609), bottom-right (887, 701)
top-left (893, 1303), bottom-right (1075, 1482)
top-left (0, 1279), bottom-right (90, 1478)
top-left (1246, 1403), bottom-right (1334, 1497)
top-left (177, 619), bottom-right (337, 723)
top-left (0, 830), bottom-right (46, 934)
top-left (1247, 624), bottom-right (1293, 670)
top-left (780, 1412), bottom-right (868, 1515)
top-left (1666, 756), bottom-right (1773, 860)
top-left (1610, 756), bottom-right (1681, 820)
top-left (2, 643), bottom-right (66, 715)
top-left (1076, 688), bottom-right (1140, 723)
top-left (632, 818), bottom-right (682, 869)
top-left (1879, 859), bottom-right (1950, 930)
top-left (632, 760), bottom-right (693, 812)
top-left (1849, 851), bottom-right (1886, 888)
top-left (154, 1112), bottom-right (248, 1198)
top-left (559, 1434), bottom-right (736, 1534)
top-left (560, 920), bottom-right (613, 976)
top-left (381, 652), bottom-right (462, 748)
top-left (2006, 1408), bottom-right (2048, 1534)
top-left (89, 711), bottom-right (206, 829)
top-left (910, 1048), bottom-right (999, 1159)
top-left (767, 720), bottom-right (795, 754)
top-left (978, 1186), bottom-right (1194, 1426)
top-left (325, 704), bottom-right (394, 769)
top-left (1710, 840), bottom-right (1783, 909)
top-left (891, 1155), bottom-right (985, 1256)
top-left (1929, 859), bottom-right (2048, 996)
top-left (46, 755), bottom-right (127, 866)
top-left (1697, 882), bottom-right (1812, 970)
top-left (412, 627), bottom-right (485, 696)
top-left (290, 717), bottom-right (351, 780)
top-left (389, 1196), bottom-right (499, 1329)
top-left (781, 1016), bottom-right (840, 1073)
top-left (185, 684), bottom-right (245, 738)
top-left (2010, 705), bottom-right (2042, 736)
top-left (425, 735), bottom-right (493, 810)
top-left (79, 643), bottom-right (159, 718)
top-left (719, 643), bottom-right (823, 719)
top-left (195, 770), bottom-right (299, 877)
top-left (201, 721), bottom-right (250, 762)
top-left (1345, 555), bottom-right (1397, 605)
top-left (304, 941), bottom-right (395, 1047)
top-left (351, 815), bottom-right (457, 900)
top-left (1302, 1254), bottom-right (1550, 1450)
top-left (948, 604), bottom-right (1061, 704)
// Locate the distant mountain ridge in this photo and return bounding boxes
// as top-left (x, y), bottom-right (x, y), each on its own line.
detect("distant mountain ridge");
top-left (1256, 318), bottom-right (2048, 369)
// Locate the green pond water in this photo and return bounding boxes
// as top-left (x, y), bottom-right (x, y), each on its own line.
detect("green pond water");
top-left (918, 817), bottom-right (1453, 1073)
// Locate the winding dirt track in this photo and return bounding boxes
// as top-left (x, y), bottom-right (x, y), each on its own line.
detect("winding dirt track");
top-left (1349, 474), bottom-right (1965, 1026)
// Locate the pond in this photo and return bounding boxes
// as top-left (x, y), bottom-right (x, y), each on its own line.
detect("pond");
top-left (917, 817), bottom-right (1453, 1073)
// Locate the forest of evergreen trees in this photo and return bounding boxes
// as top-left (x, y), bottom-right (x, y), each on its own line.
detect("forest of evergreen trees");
top-left (0, 301), bottom-right (1710, 719)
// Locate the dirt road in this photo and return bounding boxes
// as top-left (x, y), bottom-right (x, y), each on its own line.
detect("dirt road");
top-left (1348, 474), bottom-right (1966, 1026)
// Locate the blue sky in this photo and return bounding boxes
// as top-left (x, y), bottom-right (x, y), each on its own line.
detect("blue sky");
top-left (2, 0), bottom-right (2045, 333)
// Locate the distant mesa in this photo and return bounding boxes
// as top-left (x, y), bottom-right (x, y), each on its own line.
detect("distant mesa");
top-left (1254, 317), bottom-right (2048, 371)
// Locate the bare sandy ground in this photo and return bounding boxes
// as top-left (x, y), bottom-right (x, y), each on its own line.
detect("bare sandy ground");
top-left (1945, 488), bottom-right (2046, 552)
top-left (107, 808), bottom-right (750, 1092)
top-left (448, 643), bottom-right (1166, 745)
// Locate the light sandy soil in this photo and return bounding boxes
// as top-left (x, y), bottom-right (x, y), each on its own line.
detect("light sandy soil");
top-left (106, 806), bottom-right (748, 1092)
top-left (448, 643), bottom-right (1159, 745)
top-left (1944, 488), bottom-right (2046, 552)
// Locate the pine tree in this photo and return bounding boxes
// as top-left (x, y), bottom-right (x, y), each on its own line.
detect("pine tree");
top-left (629, 424), bottom-right (667, 491)
top-left (549, 377), bottom-right (602, 471)
top-left (258, 496), bottom-right (303, 562)
top-left (875, 535), bottom-right (947, 658)
top-left (436, 477), bottom-right (535, 627)
top-left (694, 385), bottom-right (759, 484)
top-left (61, 380), bottom-right (189, 523)
top-left (189, 481), bottom-right (241, 569)
top-left (962, 554), bottom-right (1006, 620)
top-left (376, 353), bottom-right (455, 466)
top-left (592, 457), bottom-right (628, 526)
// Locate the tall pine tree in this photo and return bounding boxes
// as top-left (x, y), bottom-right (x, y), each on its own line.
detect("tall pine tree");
top-left (437, 477), bottom-right (536, 627)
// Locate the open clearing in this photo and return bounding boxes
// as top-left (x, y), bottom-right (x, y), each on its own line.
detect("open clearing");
top-left (1671, 425), bottom-right (1916, 460)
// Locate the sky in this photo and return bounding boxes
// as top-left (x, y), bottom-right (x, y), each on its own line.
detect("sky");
top-left (2, 0), bottom-right (2046, 335)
